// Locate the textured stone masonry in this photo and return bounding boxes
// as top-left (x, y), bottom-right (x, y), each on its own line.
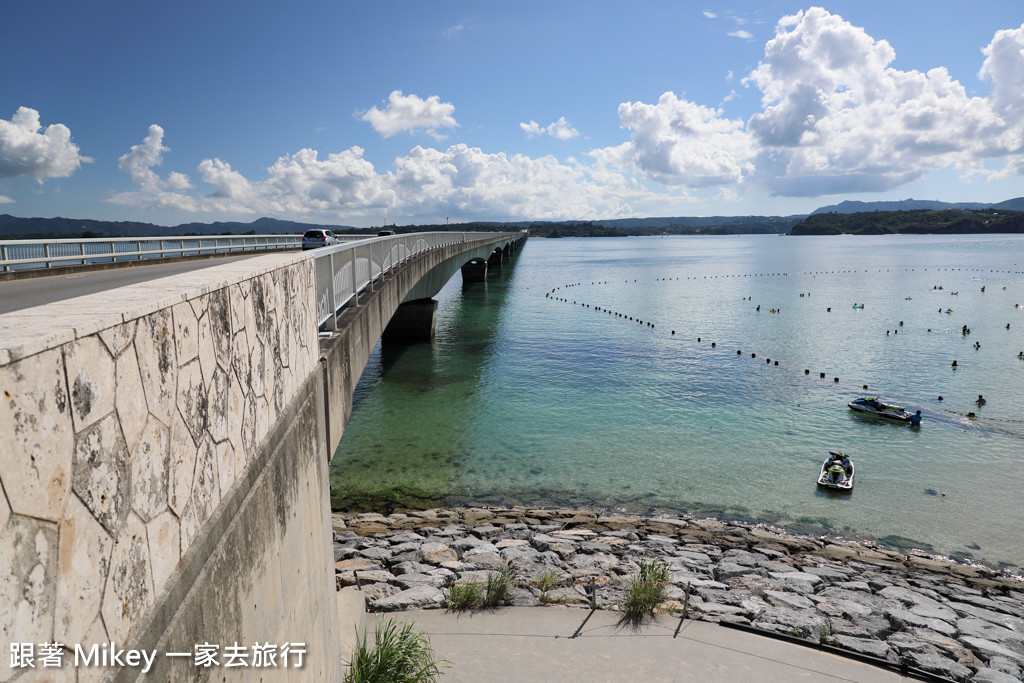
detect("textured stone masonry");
top-left (333, 506), bottom-right (1024, 683)
top-left (0, 253), bottom-right (318, 682)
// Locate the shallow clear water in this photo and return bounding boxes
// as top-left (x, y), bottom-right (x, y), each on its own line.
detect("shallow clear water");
top-left (330, 234), bottom-right (1024, 571)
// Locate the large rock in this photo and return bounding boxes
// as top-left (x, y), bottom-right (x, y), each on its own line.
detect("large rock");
top-left (957, 617), bottom-right (1024, 657)
top-left (834, 635), bottom-right (895, 662)
top-left (421, 542), bottom-right (458, 564)
top-left (714, 562), bottom-right (766, 582)
top-left (764, 590), bottom-right (814, 611)
top-left (971, 669), bottom-right (1024, 683)
top-left (374, 586), bottom-right (445, 612)
top-left (900, 650), bottom-right (972, 681)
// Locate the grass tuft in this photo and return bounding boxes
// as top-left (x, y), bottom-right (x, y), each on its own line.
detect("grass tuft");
top-left (534, 570), bottom-right (561, 603)
top-left (446, 581), bottom-right (483, 611)
top-left (534, 570), bottom-right (559, 592)
top-left (482, 566), bottom-right (517, 608)
top-left (345, 618), bottom-right (448, 683)
top-left (621, 560), bottom-right (671, 621)
top-left (445, 567), bottom-right (517, 611)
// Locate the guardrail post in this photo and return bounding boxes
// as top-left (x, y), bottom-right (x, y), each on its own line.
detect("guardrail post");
top-left (351, 248), bottom-right (358, 306)
top-left (325, 252), bottom-right (338, 331)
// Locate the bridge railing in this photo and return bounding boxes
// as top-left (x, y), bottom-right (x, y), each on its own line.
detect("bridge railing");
top-left (0, 234), bottom-right (350, 271)
top-left (315, 231), bottom-right (521, 330)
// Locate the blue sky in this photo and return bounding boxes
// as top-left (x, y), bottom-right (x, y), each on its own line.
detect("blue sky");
top-left (2, 1), bottom-right (1023, 227)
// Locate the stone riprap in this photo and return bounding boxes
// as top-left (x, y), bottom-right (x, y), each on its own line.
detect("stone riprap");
top-left (332, 506), bottom-right (1024, 683)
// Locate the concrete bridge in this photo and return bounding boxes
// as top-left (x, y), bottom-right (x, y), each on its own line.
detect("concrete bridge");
top-left (0, 231), bottom-right (525, 681)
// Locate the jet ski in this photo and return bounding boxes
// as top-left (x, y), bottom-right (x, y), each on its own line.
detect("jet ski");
top-left (848, 397), bottom-right (911, 422)
top-left (818, 451), bottom-right (854, 491)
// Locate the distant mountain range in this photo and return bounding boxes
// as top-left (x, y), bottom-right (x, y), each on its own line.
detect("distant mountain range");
top-left (811, 197), bottom-right (1024, 214)
top-left (2, 196), bottom-right (1022, 239)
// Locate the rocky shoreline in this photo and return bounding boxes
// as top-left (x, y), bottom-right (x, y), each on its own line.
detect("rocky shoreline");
top-left (332, 506), bottom-right (1024, 683)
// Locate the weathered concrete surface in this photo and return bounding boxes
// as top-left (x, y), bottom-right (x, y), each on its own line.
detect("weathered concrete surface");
top-left (120, 371), bottom-right (338, 682)
top-left (0, 252), bottom-right (338, 681)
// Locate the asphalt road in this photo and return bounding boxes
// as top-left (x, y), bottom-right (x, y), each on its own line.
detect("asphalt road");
top-left (0, 253), bottom-right (276, 315)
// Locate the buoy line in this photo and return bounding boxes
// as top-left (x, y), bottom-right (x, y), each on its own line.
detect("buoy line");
top-left (544, 272), bottom-right (1024, 433)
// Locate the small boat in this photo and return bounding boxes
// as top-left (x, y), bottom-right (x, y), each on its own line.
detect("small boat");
top-left (818, 452), bottom-right (854, 491)
top-left (848, 397), bottom-right (911, 422)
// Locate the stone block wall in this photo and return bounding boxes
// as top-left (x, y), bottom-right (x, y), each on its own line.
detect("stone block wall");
top-left (0, 253), bottom-right (339, 681)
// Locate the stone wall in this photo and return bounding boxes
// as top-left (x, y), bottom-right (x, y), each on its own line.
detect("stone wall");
top-left (0, 252), bottom-right (340, 681)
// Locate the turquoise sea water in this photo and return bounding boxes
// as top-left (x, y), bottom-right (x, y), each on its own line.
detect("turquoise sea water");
top-left (330, 234), bottom-right (1024, 572)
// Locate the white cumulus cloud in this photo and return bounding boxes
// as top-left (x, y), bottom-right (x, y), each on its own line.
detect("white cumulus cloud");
top-left (742, 8), bottom-right (1019, 195)
top-left (520, 117), bottom-right (580, 140)
top-left (0, 195), bottom-right (14, 204)
top-left (359, 91), bottom-right (458, 139)
top-left (604, 9), bottom-right (1024, 197)
top-left (108, 124), bottom-right (668, 223)
top-left (108, 11), bottom-right (1024, 223)
top-left (0, 107), bottom-right (90, 182)
top-left (616, 92), bottom-right (753, 187)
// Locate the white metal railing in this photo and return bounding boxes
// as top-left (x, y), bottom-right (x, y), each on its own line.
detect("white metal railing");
top-left (314, 231), bottom-right (523, 330)
top-left (0, 234), bottom-right (347, 272)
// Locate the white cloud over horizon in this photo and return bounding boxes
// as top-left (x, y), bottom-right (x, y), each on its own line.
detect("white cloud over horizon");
top-left (0, 107), bottom-right (91, 182)
top-left (103, 9), bottom-right (1024, 223)
top-left (520, 117), bottom-right (580, 140)
top-left (359, 91), bottom-right (458, 139)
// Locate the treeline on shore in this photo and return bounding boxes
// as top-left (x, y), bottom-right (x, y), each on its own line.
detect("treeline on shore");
top-left (393, 218), bottom-right (797, 238)
top-left (6, 208), bottom-right (1024, 240)
top-left (790, 208), bottom-right (1024, 235)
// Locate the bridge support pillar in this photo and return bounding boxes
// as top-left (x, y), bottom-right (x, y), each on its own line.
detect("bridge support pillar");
top-left (461, 258), bottom-right (488, 282)
top-left (383, 297), bottom-right (438, 342)
top-left (487, 250), bottom-right (503, 268)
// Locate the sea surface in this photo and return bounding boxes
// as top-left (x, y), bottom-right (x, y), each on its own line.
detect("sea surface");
top-left (329, 234), bottom-right (1024, 572)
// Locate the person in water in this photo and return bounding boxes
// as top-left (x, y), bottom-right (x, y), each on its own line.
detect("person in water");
top-left (909, 410), bottom-right (922, 427)
top-left (976, 395), bottom-right (987, 405)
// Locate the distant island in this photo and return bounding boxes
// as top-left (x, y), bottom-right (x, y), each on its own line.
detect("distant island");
top-left (2, 196), bottom-right (1022, 239)
top-left (789, 208), bottom-right (1024, 235)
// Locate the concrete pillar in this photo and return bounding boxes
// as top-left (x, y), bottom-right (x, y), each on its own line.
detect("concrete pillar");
top-left (487, 249), bottom-right (503, 268)
top-left (382, 298), bottom-right (438, 342)
top-left (461, 258), bottom-right (488, 282)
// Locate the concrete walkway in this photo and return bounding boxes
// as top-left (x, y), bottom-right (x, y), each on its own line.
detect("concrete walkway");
top-left (367, 607), bottom-right (914, 682)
